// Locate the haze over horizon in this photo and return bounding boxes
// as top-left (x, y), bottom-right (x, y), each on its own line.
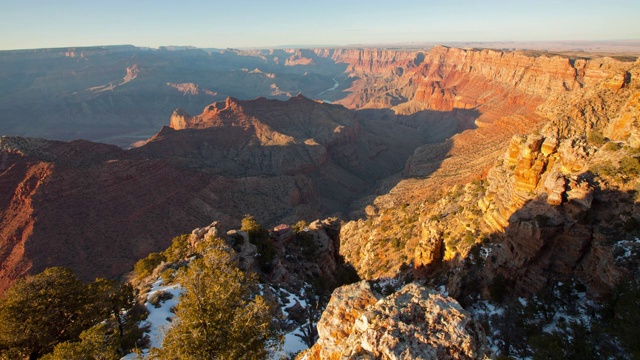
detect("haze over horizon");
top-left (1, 0), bottom-right (639, 51)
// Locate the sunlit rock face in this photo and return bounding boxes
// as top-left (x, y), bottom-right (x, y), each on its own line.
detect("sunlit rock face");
top-left (302, 281), bottom-right (491, 360)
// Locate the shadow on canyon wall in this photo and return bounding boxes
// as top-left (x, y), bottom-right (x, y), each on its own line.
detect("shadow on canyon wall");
top-left (427, 184), bottom-right (640, 359)
top-left (417, 183), bottom-right (639, 305)
top-left (0, 102), bottom-right (479, 291)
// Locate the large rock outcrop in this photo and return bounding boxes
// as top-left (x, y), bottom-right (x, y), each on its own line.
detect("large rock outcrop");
top-left (302, 281), bottom-right (490, 360)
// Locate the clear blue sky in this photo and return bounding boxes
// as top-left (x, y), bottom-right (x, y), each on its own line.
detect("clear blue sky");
top-left (1, 0), bottom-right (639, 50)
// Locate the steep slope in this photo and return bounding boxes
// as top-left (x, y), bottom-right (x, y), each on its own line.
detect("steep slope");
top-left (2, 46), bottom-right (637, 299)
top-left (337, 51), bottom-right (639, 288)
top-left (0, 94), bottom-right (466, 294)
top-left (317, 47), bottom-right (635, 202)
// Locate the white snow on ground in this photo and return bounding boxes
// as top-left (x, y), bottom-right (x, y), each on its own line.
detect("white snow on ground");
top-left (282, 330), bottom-right (309, 356)
top-left (518, 297), bottom-right (528, 306)
top-left (480, 245), bottom-right (494, 260)
top-left (471, 300), bottom-right (505, 318)
top-left (614, 237), bottom-right (640, 259)
top-left (143, 280), bottom-right (182, 348)
top-left (121, 279), bottom-right (315, 359)
top-left (270, 286), bottom-right (313, 359)
top-left (468, 300), bottom-right (505, 356)
top-left (121, 280), bottom-right (182, 360)
top-left (540, 289), bottom-right (593, 335)
top-left (469, 282), bottom-right (596, 360)
top-left (376, 277), bottom-right (401, 291)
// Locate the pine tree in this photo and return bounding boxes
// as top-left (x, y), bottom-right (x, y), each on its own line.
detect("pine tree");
top-left (0, 268), bottom-right (96, 359)
top-left (151, 237), bottom-right (282, 359)
top-left (40, 323), bottom-right (120, 360)
top-left (0, 268), bottom-right (144, 359)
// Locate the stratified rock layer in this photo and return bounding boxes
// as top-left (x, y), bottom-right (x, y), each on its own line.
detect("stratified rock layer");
top-left (0, 93), bottom-right (438, 293)
top-left (337, 48), bottom-right (640, 289)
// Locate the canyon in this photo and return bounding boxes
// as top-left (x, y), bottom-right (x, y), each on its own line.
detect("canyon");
top-left (0, 91), bottom-right (471, 293)
top-left (0, 44), bottom-right (639, 357)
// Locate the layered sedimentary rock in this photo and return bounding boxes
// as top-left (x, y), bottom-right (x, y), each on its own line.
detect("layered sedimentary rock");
top-left (2, 46), bottom-right (638, 299)
top-left (0, 94), bottom-right (442, 293)
top-left (302, 281), bottom-right (490, 359)
top-left (320, 47), bottom-right (636, 196)
top-left (0, 46), bottom-right (351, 147)
top-left (336, 48), bottom-right (640, 298)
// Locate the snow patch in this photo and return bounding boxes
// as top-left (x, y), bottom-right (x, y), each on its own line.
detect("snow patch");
top-left (614, 237), bottom-right (640, 260)
top-left (270, 285), bottom-right (314, 359)
top-left (121, 280), bottom-right (182, 360)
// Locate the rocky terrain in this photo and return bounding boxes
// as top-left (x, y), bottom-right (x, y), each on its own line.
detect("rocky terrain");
top-left (315, 47), bottom-right (639, 358)
top-left (0, 91), bottom-right (472, 293)
top-left (302, 281), bottom-right (490, 360)
top-left (1, 44), bottom-right (639, 357)
top-left (337, 47), bottom-right (640, 282)
top-left (0, 46), bottom-right (350, 147)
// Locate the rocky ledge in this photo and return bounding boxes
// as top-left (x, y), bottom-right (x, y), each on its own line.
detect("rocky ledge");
top-left (301, 281), bottom-right (490, 360)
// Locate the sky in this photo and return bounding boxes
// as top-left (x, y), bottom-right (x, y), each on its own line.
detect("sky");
top-left (1, 0), bottom-right (639, 50)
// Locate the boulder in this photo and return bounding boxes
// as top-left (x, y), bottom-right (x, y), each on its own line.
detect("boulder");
top-left (302, 282), bottom-right (490, 360)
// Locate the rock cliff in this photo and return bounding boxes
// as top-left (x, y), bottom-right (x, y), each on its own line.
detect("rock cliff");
top-left (301, 281), bottom-right (490, 360)
top-left (336, 49), bottom-right (640, 301)
top-left (0, 94), bottom-right (450, 294)
top-left (321, 46), bottom-right (636, 199)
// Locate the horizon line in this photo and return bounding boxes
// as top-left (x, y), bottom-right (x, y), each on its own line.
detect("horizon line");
top-left (2, 39), bottom-right (640, 52)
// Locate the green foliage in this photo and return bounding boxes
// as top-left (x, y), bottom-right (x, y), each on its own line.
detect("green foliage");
top-left (160, 268), bottom-right (176, 284)
top-left (134, 252), bottom-right (166, 280)
top-left (151, 238), bottom-right (282, 359)
top-left (241, 215), bottom-right (277, 272)
top-left (463, 230), bottom-right (475, 245)
top-left (490, 274), bottom-right (508, 303)
top-left (241, 215), bottom-right (269, 242)
top-left (528, 331), bottom-right (565, 360)
top-left (229, 233), bottom-right (244, 251)
top-left (590, 160), bottom-right (616, 178)
top-left (163, 234), bottom-right (191, 263)
top-left (534, 214), bottom-right (551, 227)
top-left (528, 325), bottom-right (600, 360)
top-left (83, 279), bottom-right (147, 354)
top-left (0, 269), bottom-right (144, 359)
top-left (591, 157), bottom-right (640, 183)
top-left (629, 146), bottom-right (640, 156)
top-left (335, 264), bottom-right (361, 287)
top-left (604, 141), bottom-right (622, 151)
top-left (623, 217), bottom-right (640, 233)
top-left (601, 278), bottom-right (640, 358)
top-left (292, 220), bottom-right (309, 233)
top-left (41, 323), bottom-right (120, 360)
top-left (256, 238), bottom-right (278, 272)
top-left (297, 231), bottom-right (317, 258)
top-left (0, 268), bottom-right (97, 359)
top-left (468, 244), bottom-right (485, 267)
top-left (587, 130), bottom-right (606, 146)
top-left (619, 156), bottom-right (640, 180)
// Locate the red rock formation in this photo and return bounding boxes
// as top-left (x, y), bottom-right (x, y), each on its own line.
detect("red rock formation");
top-left (0, 95), bottom-right (430, 293)
top-left (336, 48), bottom-right (640, 295)
top-left (122, 64), bottom-right (138, 83)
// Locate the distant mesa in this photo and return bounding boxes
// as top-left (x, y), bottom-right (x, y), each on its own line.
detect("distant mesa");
top-left (166, 82), bottom-right (217, 96)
